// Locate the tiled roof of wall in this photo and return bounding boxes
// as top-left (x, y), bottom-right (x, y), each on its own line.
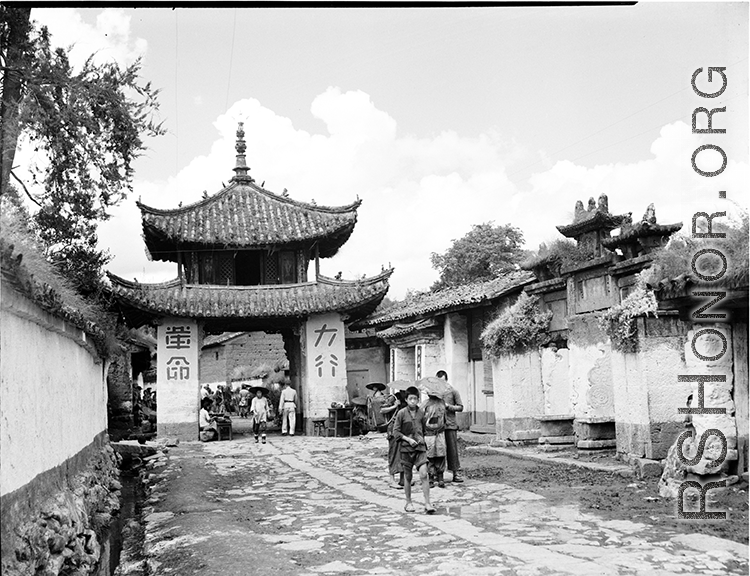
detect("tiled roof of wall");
top-left (355, 270), bottom-right (534, 328)
top-left (0, 238), bottom-right (101, 338)
top-left (602, 222), bottom-right (683, 248)
top-left (138, 181), bottom-right (361, 262)
top-left (556, 211), bottom-right (627, 238)
top-left (375, 317), bottom-right (441, 340)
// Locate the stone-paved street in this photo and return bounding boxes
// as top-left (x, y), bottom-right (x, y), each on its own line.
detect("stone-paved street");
top-left (127, 434), bottom-right (748, 576)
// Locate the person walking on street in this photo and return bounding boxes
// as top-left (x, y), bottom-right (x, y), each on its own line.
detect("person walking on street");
top-left (437, 370), bottom-right (464, 483)
top-left (238, 385), bottom-right (251, 418)
top-left (250, 387), bottom-right (271, 443)
top-left (381, 389), bottom-right (408, 488)
top-left (393, 386), bottom-right (435, 514)
top-left (278, 379), bottom-right (297, 436)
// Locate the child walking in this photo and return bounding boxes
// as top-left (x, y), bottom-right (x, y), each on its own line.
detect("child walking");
top-left (249, 387), bottom-right (271, 444)
top-left (392, 386), bottom-right (435, 514)
top-left (381, 388), bottom-right (408, 488)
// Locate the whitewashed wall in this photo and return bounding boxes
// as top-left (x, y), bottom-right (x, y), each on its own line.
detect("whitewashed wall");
top-left (0, 287), bottom-right (107, 497)
top-left (444, 313), bottom-right (470, 428)
top-left (492, 351), bottom-right (544, 440)
top-left (540, 347), bottom-right (571, 415)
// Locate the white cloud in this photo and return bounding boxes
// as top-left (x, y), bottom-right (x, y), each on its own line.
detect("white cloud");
top-left (101, 90), bottom-right (748, 300)
top-left (32, 8), bottom-right (146, 69)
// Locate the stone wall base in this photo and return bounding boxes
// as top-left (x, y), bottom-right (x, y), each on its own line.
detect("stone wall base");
top-left (647, 421), bottom-right (685, 460)
top-left (158, 422), bottom-right (197, 443)
top-left (495, 417), bottom-right (541, 442)
top-left (616, 420), bottom-right (690, 461)
top-left (578, 439), bottom-right (617, 449)
top-left (1, 433), bottom-right (121, 576)
top-left (539, 435), bottom-right (576, 445)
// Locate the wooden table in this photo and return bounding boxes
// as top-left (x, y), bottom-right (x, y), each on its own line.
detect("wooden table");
top-left (327, 407), bottom-right (354, 437)
top-left (211, 414), bottom-right (233, 441)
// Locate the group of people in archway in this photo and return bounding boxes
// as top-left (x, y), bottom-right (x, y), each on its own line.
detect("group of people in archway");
top-left (200, 384), bottom-right (237, 415)
top-left (199, 379), bottom-right (298, 442)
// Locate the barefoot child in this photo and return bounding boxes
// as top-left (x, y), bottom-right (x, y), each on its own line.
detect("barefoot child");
top-left (393, 386), bottom-right (435, 514)
top-left (249, 387), bottom-right (271, 443)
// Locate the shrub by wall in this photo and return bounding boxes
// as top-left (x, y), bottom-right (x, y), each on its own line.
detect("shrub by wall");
top-left (480, 293), bottom-right (553, 358)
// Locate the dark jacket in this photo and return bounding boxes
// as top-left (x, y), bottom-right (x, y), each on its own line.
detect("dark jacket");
top-left (393, 406), bottom-right (427, 453)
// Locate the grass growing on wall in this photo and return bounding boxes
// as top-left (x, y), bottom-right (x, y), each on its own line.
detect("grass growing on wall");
top-left (521, 238), bottom-right (595, 276)
top-left (599, 276), bottom-right (658, 353)
top-left (1, 212), bottom-right (99, 321)
top-left (643, 209), bottom-right (748, 289)
top-left (481, 293), bottom-right (553, 357)
top-left (1, 196), bottom-right (120, 358)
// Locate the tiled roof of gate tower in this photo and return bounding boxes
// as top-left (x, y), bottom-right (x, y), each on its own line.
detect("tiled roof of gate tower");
top-left (106, 269), bottom-right (393, 329)
top-left (138, 184), bottom-right (360, 262)
top-left (137, 123), bottom-right (361, 263)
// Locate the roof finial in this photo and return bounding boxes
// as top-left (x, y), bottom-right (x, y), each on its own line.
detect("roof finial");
top-left (232, 122), bottom-right (252, 181)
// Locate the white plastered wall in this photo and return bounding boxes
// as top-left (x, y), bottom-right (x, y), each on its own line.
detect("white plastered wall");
top-left (1, 287), bottom-right (107, 497)
top-left (492, 351), bottom-right (544, 421)
top-left (568, 341), bottom-right (615, 419)
top-left (540, 347), bottom-right (571, 415)
top-left (393, 347), bottom-right (415, 382)
top-left (443, 313), bottom-right (469, 396)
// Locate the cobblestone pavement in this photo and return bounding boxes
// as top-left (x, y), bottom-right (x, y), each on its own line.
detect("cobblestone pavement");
top-left (134, 434), bottom-right (748, 576)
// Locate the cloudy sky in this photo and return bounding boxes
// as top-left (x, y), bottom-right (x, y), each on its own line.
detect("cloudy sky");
top-left (23, 5), bottom-right (749, 298)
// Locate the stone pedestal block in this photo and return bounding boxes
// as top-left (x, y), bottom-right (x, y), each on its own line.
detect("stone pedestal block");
top-left (538, 414), bottom-right (575, 446)
top-left (576, 417), bottom-right (616, 450)
top-left (576, 417), bottom-right (616, 440)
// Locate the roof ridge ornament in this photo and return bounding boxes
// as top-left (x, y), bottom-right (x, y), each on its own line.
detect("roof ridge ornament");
top-left (232, 122), bottom-right (254, 182)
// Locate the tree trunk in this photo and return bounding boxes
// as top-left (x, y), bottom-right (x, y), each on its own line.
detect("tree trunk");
top-left (0, 6), bottom-right (31, 197)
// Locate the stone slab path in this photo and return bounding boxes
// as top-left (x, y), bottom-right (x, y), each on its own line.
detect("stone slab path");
top-left (130, 434), bottom-right (748, 576)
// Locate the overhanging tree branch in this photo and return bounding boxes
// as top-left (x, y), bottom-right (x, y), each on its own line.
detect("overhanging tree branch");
top-left (9, 169), bottom-right (41, 206)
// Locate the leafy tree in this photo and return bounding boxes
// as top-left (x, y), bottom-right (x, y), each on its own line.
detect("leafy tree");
top-left (430, 222), bottom-right (526, 291)
top-left (0, 6), bottom-right (164, 294)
